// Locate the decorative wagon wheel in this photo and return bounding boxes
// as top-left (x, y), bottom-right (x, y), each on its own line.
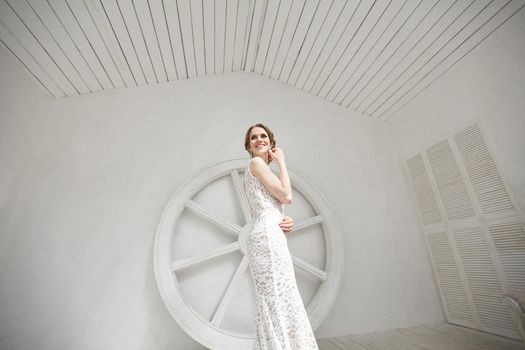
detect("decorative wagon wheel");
top-left (154, 158), bottom-right (344, 350)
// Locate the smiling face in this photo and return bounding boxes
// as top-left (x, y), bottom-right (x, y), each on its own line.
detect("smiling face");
top-left (244, 124), bottom-right (276, 163)
top-left (249, 127), bottom-right (271, 156)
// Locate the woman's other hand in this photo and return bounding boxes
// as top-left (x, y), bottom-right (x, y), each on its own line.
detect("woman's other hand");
top-left (279, 216), bottom-right (294, 233)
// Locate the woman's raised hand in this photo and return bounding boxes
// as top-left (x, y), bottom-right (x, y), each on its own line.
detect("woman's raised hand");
top-left (268, 147), bottom-right (285, 162)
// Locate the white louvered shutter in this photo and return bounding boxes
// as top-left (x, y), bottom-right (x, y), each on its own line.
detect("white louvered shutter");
top-left (406, 154), bottom-right (475, 326)
top-left (405, 121), bottom-right (525, 340)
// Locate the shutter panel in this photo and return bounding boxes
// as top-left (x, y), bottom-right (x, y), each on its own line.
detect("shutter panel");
top-left (406, 155), bottom-right (442, 225)
top-left (426, 230), bottom-right (473, 323)
top-left (454, 124), bottom-right (514, 215)
top-left (404, 120), bottom-right (524, 341)
top-left (488, 221), bottom-right (525, 291)
top-left (406, 154), bottom-right (473, 324)
top-left (453, 226), bottom-right (515, 331)
top-left (426, 140), bottom-right (476, 221)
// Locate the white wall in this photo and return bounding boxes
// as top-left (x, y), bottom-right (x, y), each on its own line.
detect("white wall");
top-left (0, 42), bottom-right (443, 349)
top-left (389, 9), bottom-right (525, 216)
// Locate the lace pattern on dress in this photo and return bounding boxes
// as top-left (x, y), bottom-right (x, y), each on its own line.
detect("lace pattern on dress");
top-left (244, 158), bottom-right (319, 350)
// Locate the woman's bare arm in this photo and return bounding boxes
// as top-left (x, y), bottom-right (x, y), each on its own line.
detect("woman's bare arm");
top-left (250, 156), bottom-right (292, 204)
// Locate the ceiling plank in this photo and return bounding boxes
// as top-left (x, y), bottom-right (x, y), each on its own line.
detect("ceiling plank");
top-left (335, 0), bottom-right (410, 106)
top-left (133, 0), bottom-right (168, 82)
top-left (240, 0), bottom-right (256, 71)
top-left (177, 0), bottom-right (197, 78)
top-left (0, 0), bottom-right (76, 95)
top-left (302, 0), bottom-right (366, 93)
top-left (262, 0), bottom-right (293, 77)
top-left (214, 0), bottom-right (226, 74)
top-left (0, 21), bottom-right (61, 97)
top-left (277, 0), bottom-right (319, 82)
top-left (244, 0), bottom-right (266, 72)
top-left (360, 0), bottom-right (479, 115)
top-left (144, 0), bottom-right (177, 81)
top-left (321, 0), bottom-right (379, 103)
top-left (314, 0), bottom-right (413, 98)
top-left (340, 0), bottom-right (439, 108)
top-left (163, 0), bottom-right (187, 79)
top-left (47, 0), bottom-right (112, 90)
top-left (115, 0), bottom-right (157, 83)
top-left (253, 0), bottom-right (281, 74)
top-left (350, 0), bottom-right (457, 111)
top-left (203, 0), bottom-right (215, 76)
top-left (286, 0), bottom-right (333, 86)
top-left (223, 0), bottom-right (237, 73)
top-left (293, 0), bottom-right (348, 89)
top-left (314, 0), bottom-right (388, 103)
top-left (83, 0), bottom-right (136, 87)
top-left (270, 0), bottom-right (306, 80)
top-left (190, 0), bottom-right (206, 76)
top-left (232, 0), bottom-right (250, 71)
top-left (366, 0), bottom-right (493, 117)
top-left (316, 0), bottom-right (380, 99)
top-left (384, 0), bottom-right (525, 121)
top-left (14, 0), bottom-right (90, 93)
top-left (27, 0), bottom-right (98, 93)
top-left (98, 0), bottom-right (146, 85)
top-left (378, 0), bottom-right (521, 120)
top-left (67, 0), bottom-right (125, 88)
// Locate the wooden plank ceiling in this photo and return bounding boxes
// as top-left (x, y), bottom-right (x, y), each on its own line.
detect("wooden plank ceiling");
top-left (0, 0), bottom-right (523, 120)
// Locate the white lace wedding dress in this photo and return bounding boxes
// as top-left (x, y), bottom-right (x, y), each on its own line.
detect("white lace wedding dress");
top-left (244, 158), bottom-right (319, 350)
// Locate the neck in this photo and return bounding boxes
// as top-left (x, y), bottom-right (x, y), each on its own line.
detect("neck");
top-left (254, 154), bottom-right (269, 164)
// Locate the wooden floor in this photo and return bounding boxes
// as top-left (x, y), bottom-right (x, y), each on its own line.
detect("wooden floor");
top-left (318, 323), bottom-right (524, 350)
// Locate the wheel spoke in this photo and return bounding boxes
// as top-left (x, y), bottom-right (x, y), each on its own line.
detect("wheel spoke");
top-left (211, 255), bottom-right (250, 326)
top-left (185, 199), bottom-right (241, 236)
top-left (230, 169), bottom-right (252, 223)
top-left (171, 242), bottom-right (240, 272)
top-left (294, 215), bottom-right (324, 231)
top-left (291, 254), bottom-right (328, 281)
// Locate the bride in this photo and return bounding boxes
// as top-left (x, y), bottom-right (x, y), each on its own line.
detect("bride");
top-left (244, 123), bottom-right (319, 350)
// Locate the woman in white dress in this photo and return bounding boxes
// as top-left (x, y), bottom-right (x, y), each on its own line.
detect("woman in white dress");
top-left (243, 123), bottom-right (319, 350)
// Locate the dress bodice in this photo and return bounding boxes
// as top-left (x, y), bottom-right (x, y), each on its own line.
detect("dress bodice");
top-left (244, 159), bottom-right (284, 222)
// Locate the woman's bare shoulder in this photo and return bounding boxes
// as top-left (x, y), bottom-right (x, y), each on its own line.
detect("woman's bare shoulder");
top-left (249, 157), bottom-right (268, 174)
top-left (250, 157), bottom-right (265, 165)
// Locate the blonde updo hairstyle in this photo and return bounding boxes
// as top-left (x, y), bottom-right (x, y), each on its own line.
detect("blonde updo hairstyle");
top-left (244, 123), bottom-right (276, 164)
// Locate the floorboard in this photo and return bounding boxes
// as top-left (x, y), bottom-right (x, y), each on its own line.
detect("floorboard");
top-left (317, 323), bottom-right (524, 350)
